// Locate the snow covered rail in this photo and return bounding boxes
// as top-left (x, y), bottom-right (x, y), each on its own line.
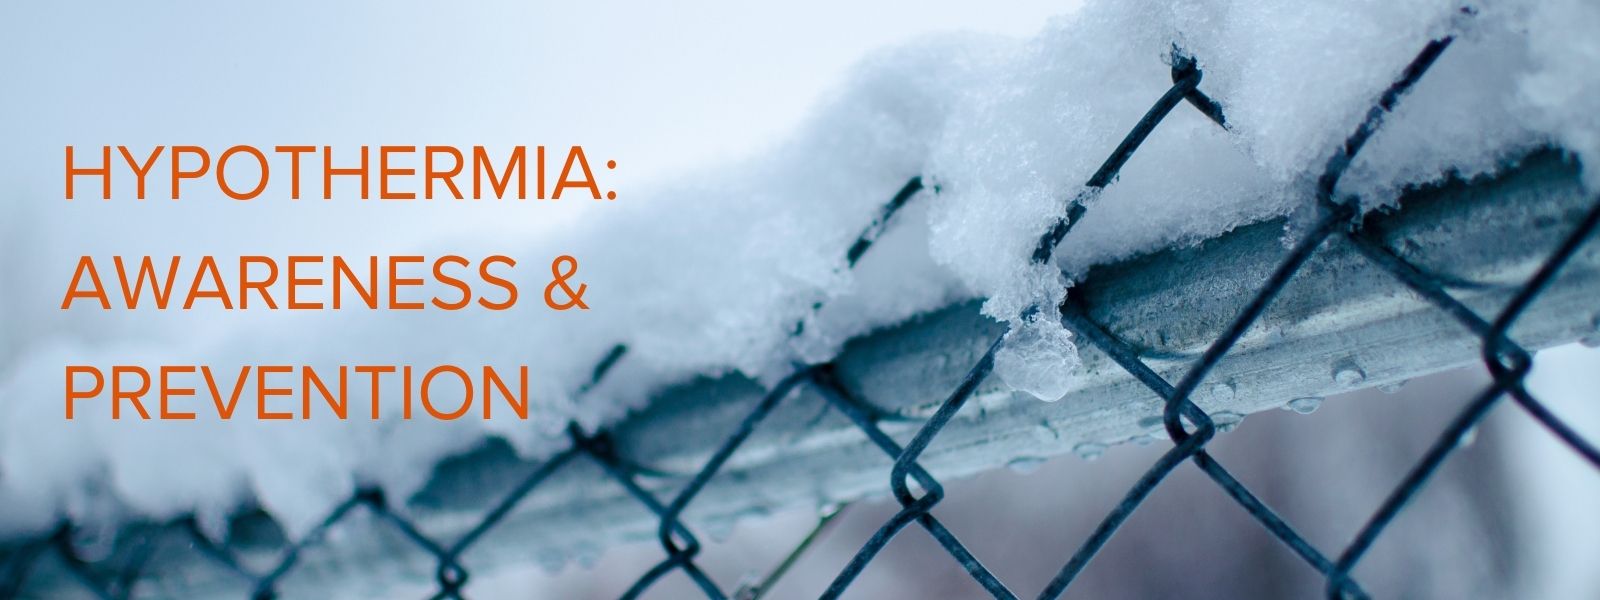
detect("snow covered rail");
top-left (5, 35), bottom-right (1600, 600)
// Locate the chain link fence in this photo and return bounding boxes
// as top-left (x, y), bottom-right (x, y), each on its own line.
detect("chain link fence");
top-left (3, 24), bottom-right (1599, 600)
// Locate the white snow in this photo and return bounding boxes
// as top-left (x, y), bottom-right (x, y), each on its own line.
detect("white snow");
top-left (2, 0), bottom-right (1598, 541)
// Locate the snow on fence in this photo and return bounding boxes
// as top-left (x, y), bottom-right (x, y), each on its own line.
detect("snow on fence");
top-left (5, 28), bottom-right (1600, 600)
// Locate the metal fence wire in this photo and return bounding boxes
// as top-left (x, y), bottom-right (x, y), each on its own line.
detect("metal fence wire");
top-left (4, 24), bottom-right (1600, 600)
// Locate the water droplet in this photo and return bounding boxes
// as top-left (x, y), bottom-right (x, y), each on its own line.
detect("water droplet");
top-left (1210, 411), bottom-right (1244, 433)
top-left (817, 501), bottom-right (843, 518)
top-left (704, 517), bottom-right (736, 542)
top-left (1284, 396), bottom-right (1323, 415)
top-left (1457, 425), bottom-right (1479, 448)
top-left (1378, 379), bottom-right (1408, 394)
top-left (1210, 382), bottom-right (1237, 403)
top-left (1007, 456), bottom-right (1047, 474)
top-left (734, 577), bottom-right (762, 600)
top-left (1072, 442), bottom-right (1107, 461)
top-left (1032, 420), bottom-right (1061, 443)
top-left (537, 550), bottom-right (569, 573)
top-left (1332, 360), bottom-right (1367, 387)
top-left (574, 545), bottom-right (601, 569)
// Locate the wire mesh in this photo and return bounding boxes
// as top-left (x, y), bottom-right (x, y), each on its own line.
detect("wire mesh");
top-left (3, 22), bottom-right (1598, 600)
